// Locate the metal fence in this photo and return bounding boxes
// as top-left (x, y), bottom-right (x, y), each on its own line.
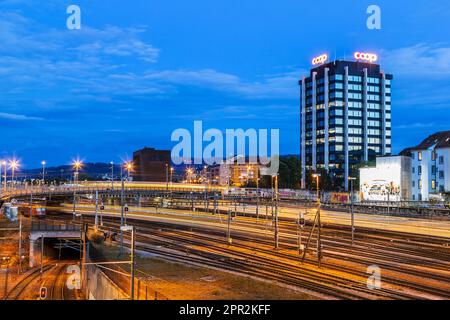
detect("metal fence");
top-left (31, 220), bottom-right (81, 232)
top-left (88, 243), bottom-right (168, 300)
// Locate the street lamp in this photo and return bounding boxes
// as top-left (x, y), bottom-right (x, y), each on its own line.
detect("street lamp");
top-left (120, 161), bottom-right (133, 254)
top-left (273, 174), bottom-right (279, 249)
top-left (72, 159), bottom-right (83, 220)
top-left (165, 164), bottom-right (169, 191)
top-left (9, 160), bottom-right (19, 188)
top-left (311, 173), bottom-right (322, 268)
top-left (170, 167), bottom-right (174, 185)
top-left (41, 161), bottom-right (46, 186)
top-left (110, 161), bottom-right (114, 191)
top-left (73, 160), bottom-right (83, 182)
top-left (0, 160), bottom-right (5, 192)
top-left (125, 161), bottom-right (133, 180)
top-left (1, 160), bottom-right (6, 190)
top-left (348, 177), bottom-right (357, 246)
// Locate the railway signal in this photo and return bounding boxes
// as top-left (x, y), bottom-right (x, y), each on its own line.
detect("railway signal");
top-left (39, 286), bottom-right (47, 300)
top-left (100, 205), bottom-right (105, 211)
top-left (299, 213), bottom-right (305, 228)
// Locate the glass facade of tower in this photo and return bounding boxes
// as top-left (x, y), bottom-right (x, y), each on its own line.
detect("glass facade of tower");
top-left (300, 60), bottom-right (393, 190)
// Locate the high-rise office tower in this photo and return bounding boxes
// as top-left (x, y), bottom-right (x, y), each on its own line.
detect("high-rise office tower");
top-left (300, 52), bottom-right (393, 190)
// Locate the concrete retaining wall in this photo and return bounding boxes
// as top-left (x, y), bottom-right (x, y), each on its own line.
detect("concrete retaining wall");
top-left (84, 263), bottom-right (128, 300)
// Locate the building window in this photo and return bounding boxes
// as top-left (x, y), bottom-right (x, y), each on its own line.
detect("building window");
top-left (418, 152), bottom-right (422, 161)
top-left (412, 181), bottom-right (415, 187)
top-left (418, 179), bottom-right (422, 189)
top-left (418, 166), bottom-right (422, 175)
top-left (432, 180), bottom-right (437, 190)
top-left (432, 165), bottom-right (436, 175)
top-left (331, 74), bottom-right (344, 81)
top-left (439, 156), bottom-right (444, 164)
top-left (439, 171), bottom-right (444, 179)
top-left (412, 167), bottom-right (415, 174)
top-left (431, 151), bottom-right (436, 161)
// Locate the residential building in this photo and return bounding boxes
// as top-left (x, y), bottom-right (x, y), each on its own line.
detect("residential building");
top-left (401, 131), bottom-right (450, 201)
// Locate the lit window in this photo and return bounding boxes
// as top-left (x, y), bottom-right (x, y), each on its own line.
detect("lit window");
top-left (418, 152), bottom-right (422, 161)
top-left (432, 180), bottom-right (437, 190)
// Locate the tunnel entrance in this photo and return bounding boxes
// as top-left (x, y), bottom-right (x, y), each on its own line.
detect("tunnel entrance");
top-left (45, 238), bottom-right (83, 261)
top-left (29, 221), bottom-right (83, 268)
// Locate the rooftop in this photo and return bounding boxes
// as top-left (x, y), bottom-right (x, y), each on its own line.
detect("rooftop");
top-left (400, 131), bottom-right (450, 155)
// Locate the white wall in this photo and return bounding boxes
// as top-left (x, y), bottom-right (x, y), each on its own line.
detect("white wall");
top-left (360, 156), bottom-right (410, 201)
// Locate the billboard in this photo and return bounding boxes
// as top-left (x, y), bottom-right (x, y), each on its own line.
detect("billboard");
top-left (359, 157), bottom-right (407, 202)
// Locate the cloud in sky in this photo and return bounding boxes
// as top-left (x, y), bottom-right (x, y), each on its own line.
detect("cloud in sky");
top-left (0, 10), bottom-right (304, 108)
top-left (0, 1), bottom-right (449, 165)
top-left (383, 44), bottom-right (450, 78)
top-left (0, 112), bottom-right (43, 121)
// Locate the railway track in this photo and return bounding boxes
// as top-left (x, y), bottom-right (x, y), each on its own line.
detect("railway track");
top-left (129, 227), bottom-right (450, 300)
top-left (47, 212), bottom-right (450, 300)
top-left (4, 265), bottom-right (54, 300)
top-left (50, 264), bottom-right (68, 300)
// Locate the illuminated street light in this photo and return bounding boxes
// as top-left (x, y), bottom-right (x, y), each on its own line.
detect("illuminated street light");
top-left (9, 160), bottom-right (19, 187)
top-left (72, 159), bottom-right (83, 221)
top-left (124, 161), bottom-right (133, 180)
top-left (119, 160), bottom-right (133, 255)
top-left (41, 161), bottom-right (46, 185)
top-left (73, 160), bottom-right (83, 172)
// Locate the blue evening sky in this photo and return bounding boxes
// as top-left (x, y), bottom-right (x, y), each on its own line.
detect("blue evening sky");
top-left (0, 0), bottom-right (449, 167)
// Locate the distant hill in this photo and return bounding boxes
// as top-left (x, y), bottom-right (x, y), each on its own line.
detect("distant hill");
top-left (20, 162), bottom-right (120, 180)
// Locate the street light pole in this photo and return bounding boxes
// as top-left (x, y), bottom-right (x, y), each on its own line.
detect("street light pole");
top-left (41, 161), bottom-right (46, 186)
top-left (120, 164), bottom-right (125, 255)
top-left (2, 161), bottom-right (7, 190)
top-left (94, 190), bottom-right (99, 230)
top-left (72, 160), bottom-right (82, 221)
top-left (256, 167), bottom-right (259, 220)
top-left (0, 161), bottom-right (2, 194)
top-left (165, 164), bottom-right (169, 192)
top-left (18, 217), bottom-right (22, 274)
top-left (110, 161), bottom-right (114, 191)
top-left (227, 208), bottom-right (232, 244)
top-left (10, 160), bottom-right (19, 189)
top-left (130, 226), bottom-right (135, 300)
top-left (349, 177), bottom-right (356, 246)
top-left (274, 174), bottom-right (279, 249)
top-left (314, 174), bottom-right (322, 268)
top-left (170, 167), bottom-right (174, 200)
